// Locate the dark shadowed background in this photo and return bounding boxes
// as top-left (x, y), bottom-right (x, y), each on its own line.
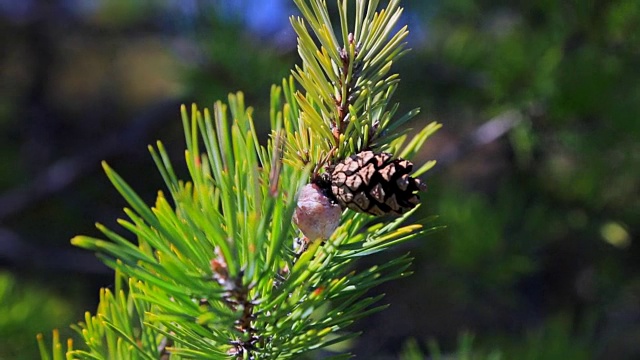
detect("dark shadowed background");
top-left (1, 0), bottom-right (639, 359)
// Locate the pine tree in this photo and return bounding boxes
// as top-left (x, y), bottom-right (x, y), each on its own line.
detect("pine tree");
top-left (38, 0), bottom-right (441, 358)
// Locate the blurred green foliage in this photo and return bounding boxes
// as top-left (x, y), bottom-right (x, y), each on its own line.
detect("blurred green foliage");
top-left (380, 0), bottom-right (640, 358)
top-left (400, 315), bottom-right (592, 360)
top-left (0, 272), bottom-right (76, 360)
top-left (401, 333), bottom-right (502, 360)
top-left (0, 0), bottom-right (639, 358)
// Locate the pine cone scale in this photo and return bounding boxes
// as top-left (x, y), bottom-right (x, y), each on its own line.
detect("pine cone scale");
top-left (380, 163), bottom-right (396, 181)
top-left (359, 163), bottom-right (376, 185)
top-left (370, 183), bottom-right (385, 202)
top-left (346, 173), bottom-right (363, 191)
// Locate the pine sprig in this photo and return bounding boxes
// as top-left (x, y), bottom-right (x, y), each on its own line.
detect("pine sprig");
top-left (39, 1), bottom-right (441, 359)
top-left (289, 0), bottom-right (421, 166)
top-left (70, 97), bottom-right (303, 357)
top-left (61, 96), bottom-right (432, 358)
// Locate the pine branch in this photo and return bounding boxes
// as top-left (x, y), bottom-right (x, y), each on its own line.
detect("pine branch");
top-left (38, 1), bottom-right (442, 359)
top-left (289, 0), bottom-right (417, 165)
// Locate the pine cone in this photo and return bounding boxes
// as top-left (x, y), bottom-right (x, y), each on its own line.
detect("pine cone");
top-left (328, 150), bottom-right (427, 216)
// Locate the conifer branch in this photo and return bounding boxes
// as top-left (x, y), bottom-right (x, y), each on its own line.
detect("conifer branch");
top-left (38, 1), bottom-right (442, 359)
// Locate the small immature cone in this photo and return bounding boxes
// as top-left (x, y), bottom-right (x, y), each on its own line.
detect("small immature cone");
top-left (293, 183), bottom-right (342, 242)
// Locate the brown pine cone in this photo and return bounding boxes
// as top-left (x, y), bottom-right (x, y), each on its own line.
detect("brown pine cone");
top-left (327, 150), bottom-right (427, 216)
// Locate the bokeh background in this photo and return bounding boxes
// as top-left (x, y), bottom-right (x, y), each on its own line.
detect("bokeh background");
top-left (1, 0), bottom-right (639, 359)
